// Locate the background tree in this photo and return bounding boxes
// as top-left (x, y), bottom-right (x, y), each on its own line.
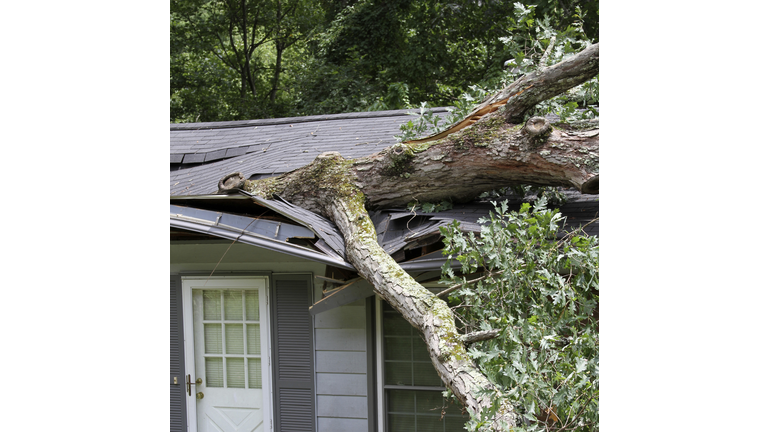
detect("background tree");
top-left (170, 0), bottom-right (322, 121)
top-left (171, 0), bottom-right (599, 122)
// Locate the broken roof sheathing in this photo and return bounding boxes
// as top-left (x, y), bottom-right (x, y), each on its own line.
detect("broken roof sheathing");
top-left (170, 109), bottom-right (598, 271)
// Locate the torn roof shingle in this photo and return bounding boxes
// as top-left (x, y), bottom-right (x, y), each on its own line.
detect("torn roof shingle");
top-left (238, 191), bottom-right (348, 260)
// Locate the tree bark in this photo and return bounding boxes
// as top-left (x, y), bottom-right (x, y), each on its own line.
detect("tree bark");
top-left (237, 43), bottom-right (599, 431)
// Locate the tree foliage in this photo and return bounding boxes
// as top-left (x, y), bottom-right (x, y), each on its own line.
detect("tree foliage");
top-left (171, 0), bottom-right (599, 122)
top-left (171, 0), bottom-right (323, 122)
top-left (440, 198), bottom-right (599, 431)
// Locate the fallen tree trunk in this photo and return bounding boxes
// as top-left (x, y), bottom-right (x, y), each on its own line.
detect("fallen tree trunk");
top-left (236, 43), bottom-right (599, 430)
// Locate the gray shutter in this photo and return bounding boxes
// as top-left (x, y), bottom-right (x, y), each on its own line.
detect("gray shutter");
top-left (271, 274), bottom-right (316, 432)
top-left (170, 275), bottom-right (187, 432)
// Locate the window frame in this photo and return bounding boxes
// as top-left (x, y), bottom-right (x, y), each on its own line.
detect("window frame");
top-left (375, 295), bottom-right (468, 432)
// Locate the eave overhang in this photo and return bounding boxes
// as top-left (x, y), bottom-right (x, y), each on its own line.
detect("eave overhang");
top-left (170, 198), bottom-right (356, 270)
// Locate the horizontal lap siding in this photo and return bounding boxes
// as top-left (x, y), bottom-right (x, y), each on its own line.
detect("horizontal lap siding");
top-left (314, 302), bottom-right (370, 432)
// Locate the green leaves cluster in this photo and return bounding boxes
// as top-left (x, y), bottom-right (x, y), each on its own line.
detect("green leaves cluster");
top-left (407, 197), bottom-right (454, 214)
top-left (439, 198), bottom-right (599, 431)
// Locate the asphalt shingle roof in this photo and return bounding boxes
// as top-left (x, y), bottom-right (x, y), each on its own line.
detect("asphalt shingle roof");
top-left (171, 108), bottom-right (450, 196)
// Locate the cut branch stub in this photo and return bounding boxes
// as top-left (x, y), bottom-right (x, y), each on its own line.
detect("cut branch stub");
top-left (383, 143), bottom-right (414, 177)
top-left (218, 172), bottom-right (246, 194)
top-left (523, 116), bottom-right (552, 149)
top-left (524, 116), bottom-right (552, 138)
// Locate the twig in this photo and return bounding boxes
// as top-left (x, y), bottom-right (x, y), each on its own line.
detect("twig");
top-left (539, 35), bottom-right (557, 68)
top-left (437, 270), bottom-right (503, 298)
top-left (557, 217), bottom-right (598, 248)
top-left (460, 329), bottom-right (502, 344)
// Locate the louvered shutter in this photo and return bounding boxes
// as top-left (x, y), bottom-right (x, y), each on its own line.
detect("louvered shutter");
top-left (271, 274), bottom-right (316, 432)
top-left (170, 275), bottom-right (187, 432)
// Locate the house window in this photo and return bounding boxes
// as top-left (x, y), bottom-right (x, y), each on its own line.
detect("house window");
top-left (379, 300), bottom-right (468, 432)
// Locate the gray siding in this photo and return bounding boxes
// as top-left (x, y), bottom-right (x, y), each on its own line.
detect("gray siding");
top-left (314, 300), bottom-right (369, 432)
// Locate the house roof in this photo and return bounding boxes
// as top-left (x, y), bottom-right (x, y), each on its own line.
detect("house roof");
top-left (170, 109), bottom-right (598, 271)
top-left (171, 108), bottom-right (451, 196)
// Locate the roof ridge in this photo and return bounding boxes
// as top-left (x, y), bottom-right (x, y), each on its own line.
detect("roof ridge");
top-left (170, 107), bottom-right (452, 131)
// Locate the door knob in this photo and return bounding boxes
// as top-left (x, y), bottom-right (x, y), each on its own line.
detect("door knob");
top-left (197, 392), bottom-right (204, 400)
top-left (187, 375), bottom-right (204, 395)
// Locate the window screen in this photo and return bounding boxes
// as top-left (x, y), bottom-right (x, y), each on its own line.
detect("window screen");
top-left (382, 301), bottom-right (468, 431)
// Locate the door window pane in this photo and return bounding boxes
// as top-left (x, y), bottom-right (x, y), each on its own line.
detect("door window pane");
top-left (204, 324), bottom-right (222, 354)
top-left (205, 358), bottom-right (223, 387)
top-left (203, 291), bottom-right (222, 320)
top-left (246, 290), bottom-right (259, 321)
top-left (227, 358), bottom-right (245, 388)
top-left (248, 359), bottom-right (262, 389)
top-left (225, 324), bottom-right (244, 354)
top-left (224, 291), bottom-right (243, 320)
top-left (247, 324), bottom-right (261, 355)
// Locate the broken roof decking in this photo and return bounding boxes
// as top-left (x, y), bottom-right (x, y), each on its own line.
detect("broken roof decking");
top-left (170, 108), bottom-right (451, 196)
top-left (170, 200), bottom-right (356, 269)
top-left (373, 191), bottom-right (598, 258)
top-left (170, 191), bottom-right (598, 273)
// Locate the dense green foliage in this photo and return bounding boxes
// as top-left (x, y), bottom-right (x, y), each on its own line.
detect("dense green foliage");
top-left (171, 0), bottom-right (598, 122)
top-left (440, 198), bottom-right (599, 431)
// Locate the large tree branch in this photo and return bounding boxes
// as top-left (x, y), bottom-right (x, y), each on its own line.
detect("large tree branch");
top-left (250, 112), bottom-right (597, 212)
top-left (231, 43), bottom-right (599, 432)
top-left (407, 43), bottom-right (599, 144)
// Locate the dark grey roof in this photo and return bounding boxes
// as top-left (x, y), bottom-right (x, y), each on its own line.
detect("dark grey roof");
top-left (171, 108), bottom-right (450, 196)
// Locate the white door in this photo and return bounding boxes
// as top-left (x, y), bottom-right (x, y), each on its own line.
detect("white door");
top-left (183, 277), bottom-right (272, 432)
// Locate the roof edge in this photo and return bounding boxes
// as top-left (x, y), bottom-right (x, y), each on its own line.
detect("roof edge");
top-left (170, 107), bottom-right (451, 131)
top-left (171, 217), bottom-right (356, 270)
